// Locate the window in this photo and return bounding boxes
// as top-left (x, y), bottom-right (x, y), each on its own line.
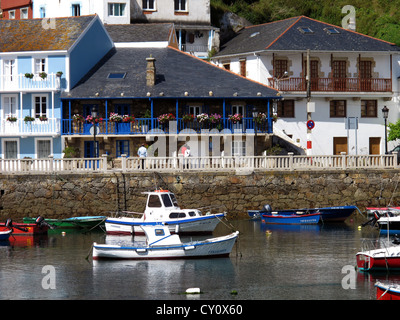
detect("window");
top-left (34, 95), bottom-right (47, 118)
top-left (274, 59), bottom-right (288, 78)
top-left (108, 73), bottom-right (126, 79)
top-left (277, 100), bottom-right (295, 118)
top-left (169, 212), bottom-right (186, 218)
top-left (174, 0), bottom-right (186, 11)
top-left (188, 105), bottom-right (202, 117)
top-left (155, 229), bottom-right (165, 236)
top-left (3, 59), bottom-right (16, 82)
top-left (3, 95), bottom-right (17, 118)
top-left (36, 139), bottom-right (51, 158)
top-left (330, 100), bottom-right (346, 117)
top-left (20, 8), bottom-right (29, 19)
top-left (232, 105), bottom-right (245, 117)
top-left (72, 4), bottom-right (81, 16)
top-left (116, 140), bottom-right (129, 157)
top-left (148, 195), bottom-right (162, 208)
top-left (34, 58), bottom-right (46, 75)
top-left (39, 7), bottom-right (46, 18)
top-left (9, 10), bottom-right (16, 19)
top-left (3, 140), bottom-right (18, 159)
top-left (108, 3), bottom-right (126, 16)
top-left (298, 27), bottom-right (314, 34)
top-left (161, 194), bottom-right (173, 207)
top-left (240, 58), bottom-right (246, 77)
top-left (324, 27), bottom-right (340, 34)
top-left (232, 141), bottom-right (246, 156)
top-left (361, 100), bottom-right (377, 118)
top-left (143, 0), bottom-right (155, 10)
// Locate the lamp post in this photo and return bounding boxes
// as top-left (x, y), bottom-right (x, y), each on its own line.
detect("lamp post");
top-left (91, 106), bottom-right (98, 158)
top-left (382, 106), bottom-right (389, 154)
top-left (252, 106), bottom-right (258, 157)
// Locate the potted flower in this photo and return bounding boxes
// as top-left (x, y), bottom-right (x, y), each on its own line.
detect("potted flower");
top-left (56, 71), bottom-right (63, 77)
top-left (6, 116), bottom-right (17, 122)
top-left (73, 114), bottom-right (85, 123)
top-left (39, 115), bottom-right (48, 122)
top-left (209, 113), bottom-right (222, 124)
top-left (157, 113), bottom-right (175, 124)
top-left (24, 116), bottom-right (35, 123)
top-left (196, 113), bottom-right (209, 123)
top-left (86, 114), bottom-right (103, 124)
top-left (24, 73), bottom-right (34, 79)
top-left (254, 112), bottom-right (267, 124)
top-left (182, 114), bottom-right (195, 123)
top-left (109, 112), bottom-right (122, 122)
top-left (39, 72), bottom-right (47, 80)
top-left (228, 113), bottom-right (243, 124)
top-left (122, 115), bottom-right (135, 122)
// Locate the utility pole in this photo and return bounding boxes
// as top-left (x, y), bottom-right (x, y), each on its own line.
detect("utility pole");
top-left (306, 49), bottom-right (312, 156)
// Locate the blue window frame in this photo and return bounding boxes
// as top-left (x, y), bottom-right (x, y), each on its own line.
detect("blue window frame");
top-left (84, 141), bottom-right (99, 158)
top-left (116, 140), bottom-right (129, 157)
top-left (114, 104), bottom-right (130, 115)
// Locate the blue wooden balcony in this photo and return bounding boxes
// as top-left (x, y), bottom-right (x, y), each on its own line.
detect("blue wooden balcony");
top-left (61, 117), bottom-right (273, 135)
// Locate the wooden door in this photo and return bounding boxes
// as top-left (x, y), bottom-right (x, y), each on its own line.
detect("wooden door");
top-left (332, 60), bottom-right (346, 90)
top-left (369, 137), bottom-right (380, 155)
top-left (333, 137), bottom-right (347, 155)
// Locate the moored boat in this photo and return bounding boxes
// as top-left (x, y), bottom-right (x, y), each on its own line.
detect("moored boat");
top-left (0, 229), bottom-right (12, 241)
top-left (23, 216), bottom-right (106, 230)
top-left (0, 217), bottom-right (49, 235)
top-left (249, 205), bottom-right (356, 223)
top-left (105, 190), bottom-right (226, 235)
top-left (261, 212), bottom-right (321, 225)
top-left (375, 281), bottom-right (400, 300)
top-left (356, 245), bottom-right (400, 272)
top-left (92, 223), bottom-right (239, 260)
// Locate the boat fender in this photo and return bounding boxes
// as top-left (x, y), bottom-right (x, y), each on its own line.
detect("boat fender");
top-left (5, 218), bottom-right (12, 228)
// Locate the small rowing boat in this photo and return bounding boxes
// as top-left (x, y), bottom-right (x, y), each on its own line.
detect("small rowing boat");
top-left (375, 281), bottom-right (400, 300)
top-left (23, 216), bottom-right (106, 230)
top-left (93, 223), bottom-right (239, 260)
top-left (0, 229), bottom-right (12, 241)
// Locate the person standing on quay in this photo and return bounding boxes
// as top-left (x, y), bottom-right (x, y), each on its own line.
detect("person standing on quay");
top-left (137, 143), bottom-right (147, 169)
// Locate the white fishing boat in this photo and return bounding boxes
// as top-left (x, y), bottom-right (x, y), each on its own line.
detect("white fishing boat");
top-left (92, 223), bottom-right (239, 260)
top-left (105, 190), bottom-right (226, 235)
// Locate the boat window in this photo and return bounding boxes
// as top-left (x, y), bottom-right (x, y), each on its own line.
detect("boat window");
top-left (148, 195), bottom-right (162, 208)
top-left (188, 211), bottom-right (196, 217)
top-left (170, 193), bottom-right (179, 206)
top-left (169, 212), bottom-right (186, 219)
top-left (155, 229), bottom-right (165, 236)
top-left (161, 194), bottom-right (173, 207)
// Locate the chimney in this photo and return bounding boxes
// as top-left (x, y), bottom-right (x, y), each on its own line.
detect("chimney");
top-left (146, 55), bottom-right (156, 87)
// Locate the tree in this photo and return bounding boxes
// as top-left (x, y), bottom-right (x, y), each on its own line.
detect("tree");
top-left (387, 120), bottom-right (400, 142)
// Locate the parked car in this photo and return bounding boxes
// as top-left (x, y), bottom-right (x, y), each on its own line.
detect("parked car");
top-left (389, 145), bottom-right (400, 164)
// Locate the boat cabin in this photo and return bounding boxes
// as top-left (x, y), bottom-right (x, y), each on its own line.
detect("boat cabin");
top-left (142, 224), bottom-right (181, 247)
top-left (144, 190), bottom-right (201, 220)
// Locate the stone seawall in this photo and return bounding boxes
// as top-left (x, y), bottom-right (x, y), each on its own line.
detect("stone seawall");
top-left (0, 170), bottom-right (399, 221)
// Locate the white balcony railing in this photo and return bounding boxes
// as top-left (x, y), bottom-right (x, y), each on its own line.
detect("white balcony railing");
top-left (0, 73), bottom-right (61, 92)
top-left (0, 152), bottom-right (397, 174)
top-left (0, 118), bottom-right (61, 136)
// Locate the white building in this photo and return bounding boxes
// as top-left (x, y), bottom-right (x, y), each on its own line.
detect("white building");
top-left (212, 16), bottom-right (400, 155)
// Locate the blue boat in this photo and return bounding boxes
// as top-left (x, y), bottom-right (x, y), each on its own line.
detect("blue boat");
top-left (261, 211), bottom-right (321, 225)
top-left (0, 229), bottom-right (12, 241)
top-left (249, 205), bottom-right (357, 222)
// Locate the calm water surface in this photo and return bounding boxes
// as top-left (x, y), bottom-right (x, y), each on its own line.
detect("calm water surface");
top-left (0, 219), bottom-right (394, 300)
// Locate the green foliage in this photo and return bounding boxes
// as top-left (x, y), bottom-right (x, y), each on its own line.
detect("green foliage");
top-left (211, 0), bottom-right (400, 45)
top-left (388, 120), bottom-right (400, 142)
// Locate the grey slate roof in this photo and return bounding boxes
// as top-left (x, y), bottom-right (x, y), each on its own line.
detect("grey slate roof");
top-left (105, 23), bottom-right (173, 43)
top-left (0, 15), bottom-right (96, 52)
top-left (63, 47), bottom-right (279, 99)
top-left (215, 16), bottom-right (400, 57)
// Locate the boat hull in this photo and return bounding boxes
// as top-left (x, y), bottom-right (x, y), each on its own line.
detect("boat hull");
top-left (0, 229), bottom-right (12, 241)
top-left (376, 282), bottom-right (400, 300)
top-left (261, 213), bottom-right (321, 225)
top-left (0, 223), bottom-right (48, 235)
top-left (249, 206), bottom-right (356, 222)
top-left (105, 213), bottom-right (225, 235)
top-left (356, 246), bottom-right (400, 272)
top-left (93, 231), bottom-right (239, 260)
top-left (23, 216), bottom-right (106, 229)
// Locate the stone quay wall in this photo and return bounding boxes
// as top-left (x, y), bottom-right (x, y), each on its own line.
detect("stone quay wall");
top-left (0, 170), bottom-right (399, 221)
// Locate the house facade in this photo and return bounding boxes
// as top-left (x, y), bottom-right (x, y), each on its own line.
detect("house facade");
top-left (60, 25), bottom-right (280, 159)
top-left (0, 0), bottom-right (33, 19)
top-left (212, 16), bottom-right (400, 155)
top-left (0, 15), bottom-right (114, 159)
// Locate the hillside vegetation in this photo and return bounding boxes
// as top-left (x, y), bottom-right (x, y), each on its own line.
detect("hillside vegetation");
top-left (211, 0), bottom-right (400, 45)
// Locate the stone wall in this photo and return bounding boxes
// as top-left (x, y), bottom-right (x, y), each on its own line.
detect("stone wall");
top-left (0, 170), bottom-right (399, 221)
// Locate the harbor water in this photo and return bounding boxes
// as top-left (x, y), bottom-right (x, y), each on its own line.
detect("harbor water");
top-left (0, 218), bottom-right (393, 300)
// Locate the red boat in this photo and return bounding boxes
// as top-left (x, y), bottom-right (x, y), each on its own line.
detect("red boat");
top-left (0, 217), bottom-right (49, 236)
top-left (356, 246), bottom-right (400, 272)
top-left (376, 282), bottom-right (400, 300)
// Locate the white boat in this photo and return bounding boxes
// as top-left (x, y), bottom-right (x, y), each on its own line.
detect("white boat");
top-left (105, 190), bottom-right (226, 235)
top-left (92, 224), bottom-right (239, 260)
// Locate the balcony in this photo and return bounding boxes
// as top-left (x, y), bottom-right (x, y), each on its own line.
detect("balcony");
top-left (62, 118), bottom-right (273, 135)
top-left (0, 118), bottom-right (61, 136)
top-left (0, 73), bottom-right (61, 92)
top-left (268, 77), bottom-right (392, 92)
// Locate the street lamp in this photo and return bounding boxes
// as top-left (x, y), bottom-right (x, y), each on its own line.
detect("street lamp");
top-left (382, 105), bottom-right (389, 154)
top-left (252, 106), bottom-right (258, 157)
top-left (91, 106), bottom-right (98, 158)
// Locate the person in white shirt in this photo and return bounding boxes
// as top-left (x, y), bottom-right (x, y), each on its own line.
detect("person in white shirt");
top-left (137, 143), bottom-right (147, 169)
